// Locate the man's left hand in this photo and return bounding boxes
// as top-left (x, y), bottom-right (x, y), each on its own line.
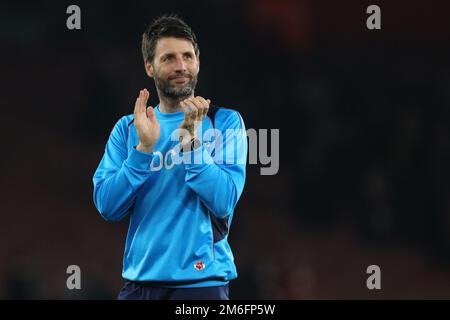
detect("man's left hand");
top-left (179, 96), bottom-right (211, 145)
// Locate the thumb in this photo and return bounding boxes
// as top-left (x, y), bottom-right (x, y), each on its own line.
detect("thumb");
top-left (147, 106), bottom-right (157, 122)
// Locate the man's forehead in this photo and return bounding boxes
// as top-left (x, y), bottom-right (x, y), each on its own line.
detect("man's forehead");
top-left (155, 37), bottom-right (195, 56)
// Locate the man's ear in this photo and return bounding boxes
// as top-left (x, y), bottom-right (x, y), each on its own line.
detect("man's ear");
top-left (144, 59), bottom-right (154, 78)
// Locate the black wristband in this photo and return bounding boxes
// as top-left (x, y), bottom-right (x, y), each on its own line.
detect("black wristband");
top-left (181, 137), bottom-right (201, 152)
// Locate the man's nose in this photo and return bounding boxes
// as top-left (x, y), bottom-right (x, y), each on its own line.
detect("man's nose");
top-left (174, 56), bottom-right (187, 71)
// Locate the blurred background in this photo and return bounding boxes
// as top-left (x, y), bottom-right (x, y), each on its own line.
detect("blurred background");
top-left (1, 0), bottom-right (450, 299)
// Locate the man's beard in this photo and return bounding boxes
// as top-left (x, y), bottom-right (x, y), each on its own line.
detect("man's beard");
top-left (154, 72), bottom-right (198, 100)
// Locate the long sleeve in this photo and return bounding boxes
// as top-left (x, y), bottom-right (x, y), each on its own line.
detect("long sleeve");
top-left (93, 116), bottom-right (153, 222)
top-left (184, 110), bottom-right (247, 219)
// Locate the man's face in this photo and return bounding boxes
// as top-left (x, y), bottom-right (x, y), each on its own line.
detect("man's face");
top-left (147, 37), bottom-right (199, 100)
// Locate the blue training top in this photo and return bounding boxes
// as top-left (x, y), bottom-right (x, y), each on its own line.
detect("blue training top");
top-left (93, 104), bottom-right (247, 288)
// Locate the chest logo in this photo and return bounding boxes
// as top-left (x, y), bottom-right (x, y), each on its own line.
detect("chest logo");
top-left (194, 261), bottom-right (206, 271)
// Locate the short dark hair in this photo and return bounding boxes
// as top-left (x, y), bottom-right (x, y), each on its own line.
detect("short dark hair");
top-left (141, 14), bottom-right (200, 63)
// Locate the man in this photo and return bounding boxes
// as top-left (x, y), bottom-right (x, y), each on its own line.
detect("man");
top-left (92, 15), bottom-right (247, 300)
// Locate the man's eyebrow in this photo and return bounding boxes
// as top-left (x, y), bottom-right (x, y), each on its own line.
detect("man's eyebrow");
top-left (160, 52), bottom-right (174, 59)
top-left (160, 51), bottom-right (194, 59)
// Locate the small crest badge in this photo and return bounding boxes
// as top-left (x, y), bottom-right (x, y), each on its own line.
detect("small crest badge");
top-left (194, 261), bottom-right (205, 271)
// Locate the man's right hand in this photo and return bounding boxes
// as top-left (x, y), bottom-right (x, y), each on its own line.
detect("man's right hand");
top-left (134, 89), bottom-right (160, 153)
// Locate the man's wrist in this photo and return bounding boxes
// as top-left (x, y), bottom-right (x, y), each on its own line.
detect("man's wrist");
top-left (180, 136), bottom-right (201, 152)
top-left (179, 132), bottom-right (196, 146)
top-left (136, 142), bottom-right (153, 154)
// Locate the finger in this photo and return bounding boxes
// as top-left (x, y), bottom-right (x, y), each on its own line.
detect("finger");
top-left (134, 90), bottom-right (143, 116)
top-left (136, 91), bottom-right (149, 127)
top-left (189, 97), bottom-right (204, 120)
top-left (147, 106), bottom-right (157, 123)
top-left (179, 100), bottom-right (191, 114)
top-left (189, 96), bottom-right (203, 110)
top-left (197, 96), bottom-right (209, 106)
top-left (141, 89), bottom-right (149, 113)
top-left (183, 98), bottom-right (198, 116)
top-left (142, 89), bottom-right (148, 107)
top-left (184, 98), bottom-right (198, 114)
top-left (191, 97), bottom-right (206, 120)
top-left (143, 90), bottom-right (151, 120)
top-left (197, 96), bottom-right (210, 118)
top-left (140, 90), bottom-right (147, 111)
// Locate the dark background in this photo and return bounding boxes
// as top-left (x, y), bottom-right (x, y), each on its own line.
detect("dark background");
top-left (1, 0), bottom-right (450, 299)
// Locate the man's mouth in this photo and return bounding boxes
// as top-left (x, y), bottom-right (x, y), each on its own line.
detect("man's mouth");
top-left (172, 77), bottom-right (189, 85)
top-left (170, 74), bottom-right (191, 82)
